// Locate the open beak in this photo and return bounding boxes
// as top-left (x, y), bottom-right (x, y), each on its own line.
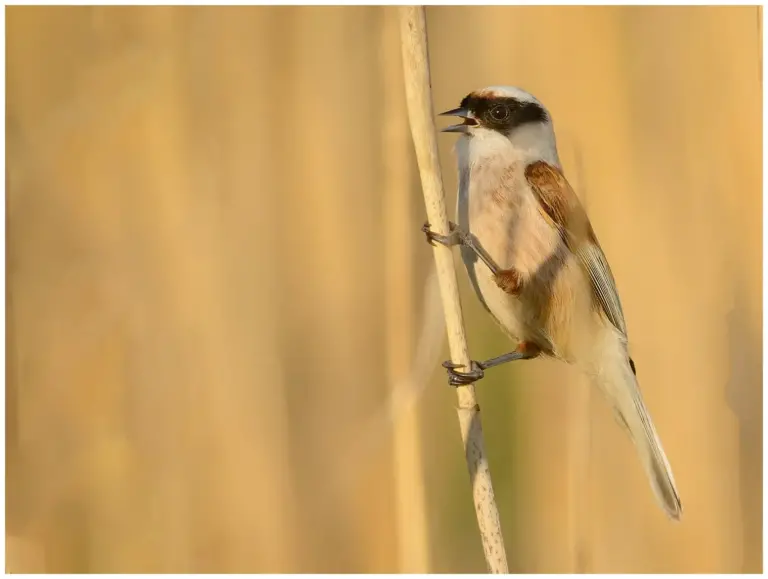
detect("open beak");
top-left (439, 107), bottom-right (477, 133)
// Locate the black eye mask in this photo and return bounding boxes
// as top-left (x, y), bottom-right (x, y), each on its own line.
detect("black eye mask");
top-left (460, 95), bottom-right (549, 133)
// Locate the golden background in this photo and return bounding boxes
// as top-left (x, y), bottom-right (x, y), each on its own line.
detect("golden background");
top-left (6, 5), bottom-right (762, 573)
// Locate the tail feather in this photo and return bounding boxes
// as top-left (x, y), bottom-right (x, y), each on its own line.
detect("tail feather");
top-left (593, 337), bottom-right (683, 520)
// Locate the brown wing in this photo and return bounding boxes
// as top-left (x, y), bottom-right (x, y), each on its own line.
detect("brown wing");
top-left (525, 160), bottom-right (629, 337)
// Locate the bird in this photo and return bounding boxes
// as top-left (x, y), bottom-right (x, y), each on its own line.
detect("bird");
top-left (422, 85), bottom-right (682, 520)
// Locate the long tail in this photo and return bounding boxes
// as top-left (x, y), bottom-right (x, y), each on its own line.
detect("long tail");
top-left (592, 333), bottom-right (683, 520)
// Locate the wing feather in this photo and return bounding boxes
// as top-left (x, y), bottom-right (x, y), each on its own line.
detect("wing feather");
top-left (525, 161), bottom-right (629, 337)
top-left (576, 242), bottom-right (628, 336)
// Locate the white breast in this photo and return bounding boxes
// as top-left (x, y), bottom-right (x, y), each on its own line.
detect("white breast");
top-left (454, 132), bottom-right (563, 344)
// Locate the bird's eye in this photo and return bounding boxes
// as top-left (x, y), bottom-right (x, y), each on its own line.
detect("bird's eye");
top-left (488, 105), bottom-right (510, 122)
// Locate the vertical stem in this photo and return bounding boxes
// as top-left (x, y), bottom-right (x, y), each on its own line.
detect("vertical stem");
top-left (398, 6), bottom-right (509, 573)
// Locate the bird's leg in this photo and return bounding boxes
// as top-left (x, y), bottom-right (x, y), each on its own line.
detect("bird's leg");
top-left (442, 342), bottom-right (542, 387)
top-left (422, 221), bottom-right (503, 275)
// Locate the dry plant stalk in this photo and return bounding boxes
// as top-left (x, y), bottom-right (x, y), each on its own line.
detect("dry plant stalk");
top-left (398, 6), bottom-right (509, 573)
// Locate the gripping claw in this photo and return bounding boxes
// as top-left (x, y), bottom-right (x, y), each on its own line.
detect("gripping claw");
top-left (442, 359), bottom-right (485, 387)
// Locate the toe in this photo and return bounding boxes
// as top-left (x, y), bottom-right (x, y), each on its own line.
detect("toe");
top-left (443, 360), bottom-right (484, 386)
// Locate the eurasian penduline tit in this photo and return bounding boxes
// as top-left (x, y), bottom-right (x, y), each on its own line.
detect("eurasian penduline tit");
top-left (423, 86), bottom-right (682, 521)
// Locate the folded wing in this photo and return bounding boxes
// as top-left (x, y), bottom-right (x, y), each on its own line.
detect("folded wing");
top-left (524, 160), bottom-right (628, 338)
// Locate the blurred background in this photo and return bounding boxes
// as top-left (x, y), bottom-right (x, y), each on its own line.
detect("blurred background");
top-left (6, 5), bottom-right (762, 573)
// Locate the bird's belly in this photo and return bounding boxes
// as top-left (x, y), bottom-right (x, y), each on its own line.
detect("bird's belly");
top-left (460, 193), bottom-right (566, 349)
top-left (469, 260), bottom-right (528, 342)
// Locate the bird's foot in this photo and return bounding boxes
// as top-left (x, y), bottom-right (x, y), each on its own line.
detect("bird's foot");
top-left (422, 221), bottom-right (463, 247)
top-left (442, 359), bottom-right (485, 387)
top-left (422, 221), bottom-right (504, 276)
top-left (441, 343), bottom-right (542, 387)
